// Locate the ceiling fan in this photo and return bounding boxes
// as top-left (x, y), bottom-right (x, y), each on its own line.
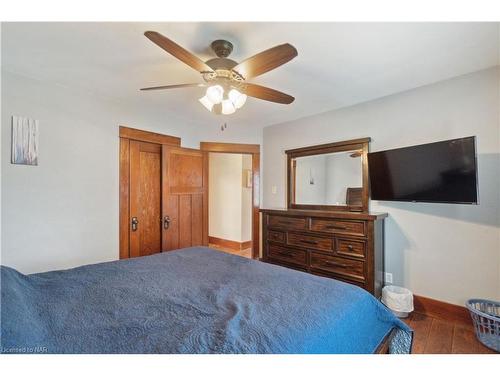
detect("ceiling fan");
top-left (140, 31), bottom-right (298, 115)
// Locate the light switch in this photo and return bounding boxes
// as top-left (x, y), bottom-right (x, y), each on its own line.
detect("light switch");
top-left (271, 186), bottom-right (277, 194)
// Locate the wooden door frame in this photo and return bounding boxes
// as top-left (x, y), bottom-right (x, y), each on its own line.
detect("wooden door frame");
top-left (200, 142), bottom-right (261, 259)
top-left (119, 126), bottom-right (181, 259)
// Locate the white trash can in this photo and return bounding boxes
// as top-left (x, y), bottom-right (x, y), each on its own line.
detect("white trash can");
top-left (381, 285), bottom-right (414, 318)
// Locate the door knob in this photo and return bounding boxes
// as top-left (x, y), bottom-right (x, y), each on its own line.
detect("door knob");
top-left (131, 217), bottom-right (139, 231)
top-left (163, 216), bottom-right (171, 229)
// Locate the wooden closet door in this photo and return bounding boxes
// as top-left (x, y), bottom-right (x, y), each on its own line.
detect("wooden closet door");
top-left (162, 146), bottom-right (208, 251)
top-left (129, 140), bottom-right (162, 257)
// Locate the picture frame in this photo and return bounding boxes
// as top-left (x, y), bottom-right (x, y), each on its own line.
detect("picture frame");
top-left (11, 115), bottom-right (39, 166)
top-left (244, 169), bottom-right (252, 188)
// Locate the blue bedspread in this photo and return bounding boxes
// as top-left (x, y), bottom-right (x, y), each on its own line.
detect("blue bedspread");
top-left (1, 247), bottom-right (412, 354)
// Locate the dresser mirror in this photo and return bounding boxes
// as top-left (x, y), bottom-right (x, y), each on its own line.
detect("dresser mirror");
top-left (286, 138), bottom-right (370, 212)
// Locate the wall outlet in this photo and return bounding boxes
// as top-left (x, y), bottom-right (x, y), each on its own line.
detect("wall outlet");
top-left (271, 186), bottom-right (277, 194)
top-left (384, 272), bottom-right (393, 284)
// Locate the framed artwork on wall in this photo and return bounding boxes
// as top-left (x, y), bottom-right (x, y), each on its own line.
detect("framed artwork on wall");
top-left (243, 169), bottom-right (252, 188)
top-left (11, 115), bottom-right (39, 166)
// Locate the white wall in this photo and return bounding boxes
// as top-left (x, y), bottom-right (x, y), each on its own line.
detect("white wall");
top-left (0, 26), bottom-right (3, 258)
top-left (241, 154), bottom-right (253, 242)
top-left (208, 153), bottom-right (252, 243)
top-left (295, 155), bottom-right (327, 205)
top-left (325, 152), bottom-right (362, 205)
top-left (1, 68), bottom-right (263, 274)
top-left (263, 67), bottom-right (500, 305)
top-left (1, 71), bottom-right (203, 274)
top-left (294, 152), bottom-right (363, 205)
top-left (209, 153), bottom-right (243, 242)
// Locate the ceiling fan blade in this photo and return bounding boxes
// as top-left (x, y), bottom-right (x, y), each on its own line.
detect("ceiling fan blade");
top-left (244, 83), bottom-right (295, 104)
top-left (140, 83), bottom-right (206, 91)
top-left (232, 43), bottom-right (297, 79)
top-left (144, 31), bottom-right (214, 73)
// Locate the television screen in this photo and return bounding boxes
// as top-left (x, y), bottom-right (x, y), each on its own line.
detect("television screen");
top-left (368, 137), bottom-right (478, 204)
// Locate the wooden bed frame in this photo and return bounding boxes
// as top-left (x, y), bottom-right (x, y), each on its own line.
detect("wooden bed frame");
top-left (374, 328), bottom-right (397, 354)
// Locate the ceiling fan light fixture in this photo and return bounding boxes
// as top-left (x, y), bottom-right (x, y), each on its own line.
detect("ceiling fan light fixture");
top-left (228, 89), bottom-right (247, 109)
top-left (141, 32), bottom-right (297, 115)
top-left (199, 95), bottom-right (214, 112)
top-left (221, 99), bottom-right (236, 115)
top-left (206, 85), bottom-right (224, 104)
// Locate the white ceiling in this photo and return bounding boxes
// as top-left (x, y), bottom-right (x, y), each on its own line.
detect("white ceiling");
top-left (2, 22), bottom-right (499, 131)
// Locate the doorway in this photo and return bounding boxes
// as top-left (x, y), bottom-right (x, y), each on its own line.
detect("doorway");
top-left (207, 152), bottom-right (253, 258)
top-left (200, 142), bottom-right (260, 259)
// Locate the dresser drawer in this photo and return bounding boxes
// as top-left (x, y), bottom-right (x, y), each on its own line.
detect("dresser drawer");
top-left (311, 270), bottom-right (366, 289)
top-left (310, 252), bottom-right (365, 282)
top-left (267, 230), bottom-right (285, 243)
top-left (287, 232), bottom-right (333, 252)
top-left (335, 238), bottom-right (366, 259)
top-left (310, 218), bottom-right (366, 236)
top-left (268, 215), bottom-right (306, 230)
top-left (266, 259), bottom-right (307, 273)
top-left (267, 245), bottom-right (307, 266)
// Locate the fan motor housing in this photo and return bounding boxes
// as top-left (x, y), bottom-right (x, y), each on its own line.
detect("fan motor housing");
top-left (204, 56), bottom-right (243, 84)
top-left (205, 58), bottom-right (238, 71)
top-left (211, 39), bottom-right (233, 57)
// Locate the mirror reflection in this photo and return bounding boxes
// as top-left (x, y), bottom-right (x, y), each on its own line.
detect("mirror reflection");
top-left (292, 150), bottom-right (363, 206)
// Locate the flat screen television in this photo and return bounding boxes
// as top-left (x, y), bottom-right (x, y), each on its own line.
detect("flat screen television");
top-left (368, 137), bottom-right (478, 204)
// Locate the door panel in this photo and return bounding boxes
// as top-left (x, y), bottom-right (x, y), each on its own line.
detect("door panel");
top-left (164, 195), bottom-right (179, 250)
top-left (191, 194), bottom-right (203, 245)
top-left (170, 153), bottom-right (203, 187)
top-left (178, 195), bottom-right (192, 248)
top-left (162, 146), bottom-right (208, 251)
top-left (129, 141), bottom-right (162, 257)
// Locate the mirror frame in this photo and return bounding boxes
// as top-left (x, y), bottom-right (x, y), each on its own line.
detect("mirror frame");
top-left (286, 137), bottom-right (371, 212)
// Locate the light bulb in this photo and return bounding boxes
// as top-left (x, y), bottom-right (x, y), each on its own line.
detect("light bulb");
top-left (221, 99), bottom-right (236, 115)
top-left (199, 95), bottom-right (214, 112)
top-left (228, 89), bottom-right (247, 109)
top-left (206, 85), bottom-right (224, 104)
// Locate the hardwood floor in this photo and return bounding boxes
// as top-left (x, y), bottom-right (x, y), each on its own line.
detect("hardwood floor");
top-left (208, 244), bottom-right (252, 259)
top-left (404, 312), bottom-right (496, 354)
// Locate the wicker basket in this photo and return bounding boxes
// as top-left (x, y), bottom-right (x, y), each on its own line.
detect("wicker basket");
top-left (466, 299), bottom-right (499, 352)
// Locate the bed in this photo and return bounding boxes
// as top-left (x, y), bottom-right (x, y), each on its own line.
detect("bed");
top-left (0, 247), bottom-right (412, 354)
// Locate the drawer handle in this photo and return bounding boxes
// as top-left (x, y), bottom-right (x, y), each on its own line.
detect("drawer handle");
top-left (276, 219), bottom-right (295, 224)
top-left (300, 239), bottom-right (318, 245)
top-left (278, 251), bottom-right (294, 257)
top-left (325, 224), bottom-right (347, 230)
top-left (324, 261), bottom-right (348, 268)
top-left (347, 245), bottom-right (354, 251)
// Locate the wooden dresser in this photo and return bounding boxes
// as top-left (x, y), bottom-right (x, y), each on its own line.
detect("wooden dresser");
top-left (261, 208), bottom-right (387, 298)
